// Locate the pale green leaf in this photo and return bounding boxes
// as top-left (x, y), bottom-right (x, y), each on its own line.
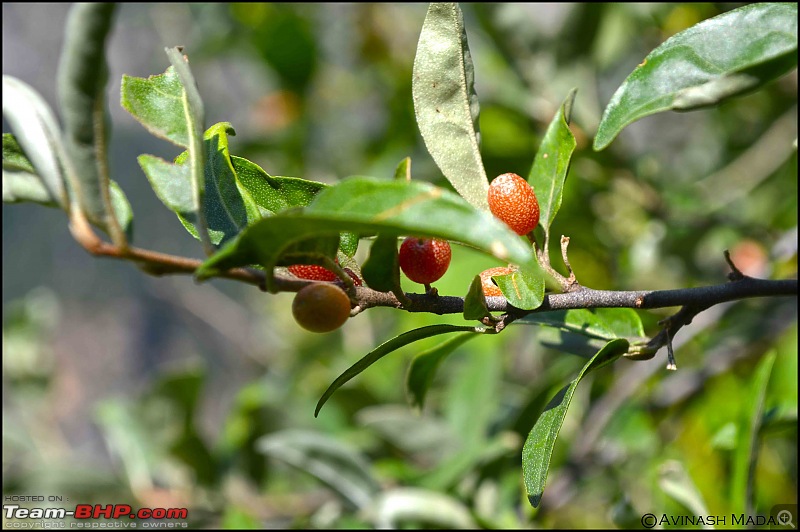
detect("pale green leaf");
top-left (413, 2), bottom-right (489, 210)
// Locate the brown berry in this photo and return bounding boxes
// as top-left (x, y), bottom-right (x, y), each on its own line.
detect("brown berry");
top-left (292, 284), bottom-right (351, 333)
top-left (288, 264), bottom-right (338, 282)
top-left (479, 266), bottom-right (514, 297)
top-left (398, 237), bottom-right (452, 285)
top-left (488, 173), bottom-right (540, 235)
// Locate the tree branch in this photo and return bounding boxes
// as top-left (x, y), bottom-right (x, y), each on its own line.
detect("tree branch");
top-left (69, 215), bottom-right (797, 358)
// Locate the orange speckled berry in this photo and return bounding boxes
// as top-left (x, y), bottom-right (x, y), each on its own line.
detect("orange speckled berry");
top-left (488, 173), bottom-right (540, 235)
top-left (398, 237), bottom-right (451, 285)
top-left (292, 284), bottom-right (351, 333)
top-left (479, 266), bottom-right (514, 297)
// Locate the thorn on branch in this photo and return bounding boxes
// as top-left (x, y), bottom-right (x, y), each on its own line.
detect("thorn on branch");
top-left (561, 235), bottom-right (581, 292)
top-left (724, 249), bottom-right (745, 282)
top-left (665, 328), bottom-right (677, 371)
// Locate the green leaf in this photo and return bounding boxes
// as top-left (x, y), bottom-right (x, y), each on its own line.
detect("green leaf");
top-left (196, 177), bottom-right (533, 289)
top-left (57, 4), bottom-right (122, 235)
top-left (405, 332), bottom-right (479, 409)
top-left (109, 181), bottom-right (133, 241)
top-left (527, 89), bottom-right (577, 240)
top-left (2, 133), bottom-right (35, 173)
top-left (361, 234), bottom-right (401, 293)
top-left (174, 123), bottom-right (259, 245)
top-left (463, 275), bottom-right (490, 321)
top-left (338, 231), bottom-right (360, 258)
top-left (394, 156), bottom-right (411, 181)
top-left (492, 261), bottom-right (546, 311)
top-left (121, 66), bottom-right (190, 147)
top-left (413, 2), bottom-right (489, 211)
top-left (165, 47), bottom-right (212, 254)
top-left (257, 429), bottom-right (380, 510)
top-left (594, 3), bottom-right (798, 150)
top-left (137, 125), bottom-right (254, 245)
top-left (517, 308), bottom-right (646, 341)
top-left (230, 155), bottom-right (327, 215)
top-left (732, 351), bottom-right (777, 515)
top-left (523, 338), bottom-right (629, 508)
top-left (2, 76), bottom-right (67, 207)
top-left (3, 134), bottom-right (56, 206)
top-left (315, 324), bottom-right (484, 417)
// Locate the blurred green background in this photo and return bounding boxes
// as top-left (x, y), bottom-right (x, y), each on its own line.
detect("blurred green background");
top-left (2, 3), bottom-right (796, 528)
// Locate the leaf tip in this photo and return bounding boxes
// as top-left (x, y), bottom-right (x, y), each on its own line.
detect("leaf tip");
top-left (528, 493), bottom-right (542, 508)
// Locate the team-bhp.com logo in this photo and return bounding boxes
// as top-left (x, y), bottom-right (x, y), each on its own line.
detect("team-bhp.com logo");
top-left (4, 504), bottom-right (188, 526)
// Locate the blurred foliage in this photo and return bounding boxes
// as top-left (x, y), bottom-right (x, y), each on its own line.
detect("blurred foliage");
top-left (2, 3), bottom-right (796, 529)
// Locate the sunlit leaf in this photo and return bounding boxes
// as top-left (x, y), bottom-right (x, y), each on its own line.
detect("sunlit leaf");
top-left (315, 325), bottom-right (484, 417)
top-left (463, 274), bottom-right (491, 321)
top-left (413, 2), bottom-right (489, 211)
top-left (528, 89), bottom-right (577, 240)
top-left (517, 308), bottom-right (646, 341)
top-left (523, 338), bottom-right (629, 507)
top-left (492, 261), bottom-right (546, 311)
top-left (196, 177), bottom-right (533, 289)
top-left (595, 3), bottom-right (798, 150)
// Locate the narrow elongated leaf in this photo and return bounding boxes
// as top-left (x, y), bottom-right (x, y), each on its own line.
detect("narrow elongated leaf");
top-left (517, 308), bottom-right (646, 341)
top-left (594, 3), bottom-right (798, 150)
top-left (315, 325), bottom-right (484, 417)
top-left (361, 234), bottom-right (401, 293)
top-left (413, 2), bottom-right (489, 211)
top-left (463, 275), bottom-right (490, 321)
top-left (196, 177), bottom-right (533, 288)
top-left (527, 90), bottom-right (577, 238)
top-left (732, 351), bottom-right (776, 515)
top-left (405, 332), bottom-right (479, 409)
top-left (2, 76), bottom-right (67, 207)
top-left (523, 338), bottom-right (629, 507)
top-left (57, 3), bottom-right (120, 234)
top-left (165, 47), bottom-right (212, 254)
top-left (257, 429), bottom-right (380, 510)
top-left (492, 260), bottom-right (546, 311)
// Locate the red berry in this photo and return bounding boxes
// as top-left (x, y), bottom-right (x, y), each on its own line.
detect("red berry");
top-left (292, 284), bottom-right (351, 333)
top-left (479, 266), bottom-right (514, 297)
top-left (288, 264), bottom-right (338, 282)
top-left (487, 173), bottom-right (540, 235)
top-left (343, 268), bottom-right (363, 287)
top-left (398, 237), bottom-right (451, 285)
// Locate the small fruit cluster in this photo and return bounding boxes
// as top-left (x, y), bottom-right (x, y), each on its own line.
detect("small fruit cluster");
top-left (290, 172), bottom-right (539, 331)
